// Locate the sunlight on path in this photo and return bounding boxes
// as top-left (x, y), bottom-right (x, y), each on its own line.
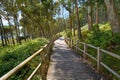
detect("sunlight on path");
top-left (47, 37), bottom-right (100, 80)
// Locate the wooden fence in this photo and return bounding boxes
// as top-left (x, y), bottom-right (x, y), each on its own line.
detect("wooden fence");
top-left (0, 35), bottom-right (59, 80)
top-left (66, 38), bottom-right (120, 79)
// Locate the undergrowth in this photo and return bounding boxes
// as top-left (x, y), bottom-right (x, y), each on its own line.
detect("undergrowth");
top-left (0, 38), bottom-right (48, 79)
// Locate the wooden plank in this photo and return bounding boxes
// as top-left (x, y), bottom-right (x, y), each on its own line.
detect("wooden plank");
top-left (73, 41), bottom-right (120, 79)
top-left (76, 46), bottom-right (84, 53)
top-left (101, 49), bottom-right (120, 60)
top-left (27, 63), bottom-right (41, 80)
top-left (78, 41), bottom-right (84, 45)
top-left (101, 62), bottom-right (120, 79)
top-left (86, 44), bottom-right (97, 49)
top-left (86, 53), bottom-right (97, 61)
top-left (83, 43), bottom-right (87, 61)
top-left (97, 47), bottom-right (101, 72)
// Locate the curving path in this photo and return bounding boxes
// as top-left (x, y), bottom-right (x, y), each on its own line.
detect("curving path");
top-left (47, 37), bottom-right (101, 80)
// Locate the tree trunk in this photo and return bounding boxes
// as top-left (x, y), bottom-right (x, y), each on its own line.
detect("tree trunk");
top-left (0, 15), bottom-right (7, 45)
top-left (0, 16), bottom-right (5, 46)
top-left (73, 6), bottom-right (76, 37)
top-left (6, 34), bottom-right (10, 44)
top-left (87, 5), bottom-right (93, 30)
top-left (105, 0), bottom-right (120, 33)
top-left (96, 0), bottom-right (99, 25)
top-left (69, 13), bottom-right (73, 37)
top-left (7, 14), bottom-right (15, 44)
top-left (76, 0), bottom-right (82, 40)
top-left (13, 15), bottom-right (20, 43)
top-left (95, 0), bottom-right (100, 31)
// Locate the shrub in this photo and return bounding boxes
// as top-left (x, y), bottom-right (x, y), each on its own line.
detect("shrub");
top-left (0, 38), bottom-right (48, 77)
top-left (85, 30), bottom-right (112, 48)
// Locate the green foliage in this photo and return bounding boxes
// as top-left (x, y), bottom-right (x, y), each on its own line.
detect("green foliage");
top-left (110, 33), bottom-right (120, 45)
top-left (66, 30), bottom-right (72, 37)
top-left (81, 22), bottom-right (120, 49)
top-left (85, 30), bottom-right (112, 48)
top-left (100, 22), bottom-right (111, 31)
top-left (82, 26), bottom-right (92, 39)
top-left (60, 29), bottom-right (72, 37)
top-left (0, 38), bottom-right (48, 77)
top-left (85, 30), bottom-right (120, 49)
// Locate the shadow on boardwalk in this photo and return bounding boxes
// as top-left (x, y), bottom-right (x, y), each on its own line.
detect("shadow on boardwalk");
top-left (47, 37), bottom-right (102, 80)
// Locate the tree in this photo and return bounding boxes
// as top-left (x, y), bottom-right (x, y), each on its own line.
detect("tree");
top-left (76, 0), bottom-right (82, 39)
top-left (95, 0), bottom-right (98, 25)
top-left (86, 1), bottom-right (93, 30)
top-left (105, 0), bottom-right (120, 33)
top-left (0, 15), bottom-right (7, 46)
top-left (61, 0), bottom-right (73, 37)
top-left (0, 16), bottom-right (5, 46)
top-left (6, 12), bottom-right (15, 44)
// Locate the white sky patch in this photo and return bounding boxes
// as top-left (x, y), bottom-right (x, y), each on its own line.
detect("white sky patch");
top-left (1, 15), bottom-right (9, 26)
top-left (18, 11), bottom-right (22, 20)
top-left (53, 0), bottom-right (58, 3)
top-left (2, 11), bottom-right (22, 26)
top-left (2, 19), bottom-right (8, 26)
top-left (54, 5), bottom-right (69, 19)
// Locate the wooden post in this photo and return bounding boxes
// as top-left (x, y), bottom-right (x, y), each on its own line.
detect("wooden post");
top-left (71, 39), bottom-right (72, 48)
top-left (69, 38), bottom-right (70, 47)
top-left (97, 47), bottom-right (101, 72)
top-left (83, 43), bottom-right (87, 62)
top-left (71, 39), bottom-right (73, 48)
top-left (76, 41), bottom-right (78, 52)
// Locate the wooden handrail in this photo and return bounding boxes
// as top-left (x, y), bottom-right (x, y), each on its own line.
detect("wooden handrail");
top-left (0, 35), bottom-right (59, 80)
top-left (101, 49), bottom-right (120, 60)
top-left (86, 44), bottom-right (97, 49)
top-left (67, 38), bottom-right (120, 79)
top-left (27, 63), bottom-right (41, 80)
top-left (0, 46), bottom-right (45, 80)
top-left (100, 62), bottom-right (120, 79)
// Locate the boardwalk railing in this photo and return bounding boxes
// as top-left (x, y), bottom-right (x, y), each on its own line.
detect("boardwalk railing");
top-left (66, 38), bottom-right (120, 79)
top-left (0, 35), bottom-right (59, 80)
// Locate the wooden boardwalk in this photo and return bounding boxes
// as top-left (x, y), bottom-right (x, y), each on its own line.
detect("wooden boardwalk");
top-left (47, 37), bottom-right (101, 80)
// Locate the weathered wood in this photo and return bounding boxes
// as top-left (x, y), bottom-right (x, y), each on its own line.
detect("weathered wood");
top-left (101, 62), bottom-right (120, 79)
top-left (78, 41), bottom-right (84, 45)
top-left (86, 44), bottom-right (97, 49)
top-left (27, 63), bottom-right (41, 80)
top-left (76, 46), bottom-right (84, 53)
top-left (86, 52), bottom-right (97, 61)
top-left (0, 47), bottom-right (45, 80)
top-left (83, 43), bottom-right (87, 62)
top-left (75, 41), bottom-right (120, 79)
top-left (101, 49), bottom-right (120, 60)
top-left (97, 47), bottom-right (101, 72)
top-left (76, 41), bottom-right (78, 52)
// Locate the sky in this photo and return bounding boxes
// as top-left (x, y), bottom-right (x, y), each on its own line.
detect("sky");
top-left (55, 5), bottom-right (69, 19)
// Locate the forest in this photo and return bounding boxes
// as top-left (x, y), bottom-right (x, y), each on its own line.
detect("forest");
top-left (0, 0), bottom-right (120, 80)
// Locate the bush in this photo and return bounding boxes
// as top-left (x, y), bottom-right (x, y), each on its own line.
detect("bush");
top-left (109, 33), bottom-right (120, 46)
top-left (81, 22), bottom-right (120, 49)
top-left (85, 30), bottom-right (112, 48)
top-left (0, 38), bottom-right (48, 77)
